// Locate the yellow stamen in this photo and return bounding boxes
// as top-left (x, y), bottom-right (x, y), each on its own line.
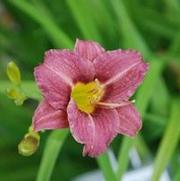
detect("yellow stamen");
top-left (71, 79), bottom-right (105, 114)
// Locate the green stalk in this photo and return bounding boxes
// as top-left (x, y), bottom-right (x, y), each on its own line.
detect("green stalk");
top-left (151, 100), bottom-right (180, 181)
top-left (116, 137), bottom-right (132, 179)
top-left (0, 81), bottom-right (41, 100)
top-left (37, 129), bottom-right (69, 181)
top-left (135, 135), bottom-right (151, 161)
top-left (9, 0), bottom-right (73, 48)
top-left (97, 153), bottom-right (117, 181)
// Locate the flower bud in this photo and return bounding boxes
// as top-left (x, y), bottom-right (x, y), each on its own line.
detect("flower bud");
top-left (18, 130), bottom-right (40, 156)
top-left (7, 61), bottom-right (21, 85)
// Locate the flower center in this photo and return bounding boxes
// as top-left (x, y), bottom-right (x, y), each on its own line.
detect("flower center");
top-left (71, 79), bottom-right (105, 114)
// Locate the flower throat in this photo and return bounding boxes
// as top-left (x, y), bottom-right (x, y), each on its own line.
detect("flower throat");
top-left (71, 79), bottom-right (104, 114)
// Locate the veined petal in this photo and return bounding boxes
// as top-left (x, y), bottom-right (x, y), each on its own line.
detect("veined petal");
top-left (116, 104), bottom-right (142, 136)
top-left (94, 50), bottom-right (148, 102)
top-left (34, 50), bottom-right (95, 109)
top-left (67, 99), bottom-right (119, 157)
top-left (33, 100), bottom-right (68, 131)
top-left (74, 39), bottom-right (105, 62)
top-left (35, 65), bottom-right (70, 110)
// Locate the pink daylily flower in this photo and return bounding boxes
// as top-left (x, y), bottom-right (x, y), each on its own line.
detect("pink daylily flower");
top-left (33, 39), bottom-right (149, 157)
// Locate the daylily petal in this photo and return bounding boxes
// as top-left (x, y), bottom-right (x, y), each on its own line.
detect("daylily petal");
top-left (116, 104), bottom-right (142, 136)
top-left (34, 65), bottom-right (70, 110)
top-left (74, 39), bottom-right (105, 61)
top-left (67, 99), bottom-right (119, 157)
top-left (33, 100), bottom-right (68, 131)
top-left (94, 50), bottom-right (148, 102)
top-left (34, 50), bottom-right (95, 109)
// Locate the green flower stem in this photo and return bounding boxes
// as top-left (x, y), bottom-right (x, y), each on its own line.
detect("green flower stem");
top-left (151, 100), bottom-right (180, 181)
top-left (9, 0), bottom-right (73, 48)
top-left (0, 81), bottom-right (41, 100)
top-left (37, 129), bottom-right (69, 181)
top-left (116, 59), bottom-right (165, 180)
top-left (97, 153), bottom-right (117, 181)
top-left (116, 137), bottom-right (132, 179)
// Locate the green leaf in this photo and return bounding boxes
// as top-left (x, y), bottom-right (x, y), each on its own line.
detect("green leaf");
top-left (151, 77), bottom-right (169, 115)
top-left (9, 0), bottom-right (73, 48)
top-left (111, 0), bottom-right (150, 56)
top-left (151, 100), bottom-right (180, 181)
top-left (131, 5), bottom-right (179, 39)
top-left (37, 129), bottom-right (69, 181)
top-left (66, 0), bottom-right (102, 42)
top-left (97, 153), bottom-right (117, 181)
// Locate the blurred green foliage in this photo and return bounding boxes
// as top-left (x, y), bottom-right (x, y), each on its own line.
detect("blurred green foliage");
top-left (0, 0), bottom-right (180, 181)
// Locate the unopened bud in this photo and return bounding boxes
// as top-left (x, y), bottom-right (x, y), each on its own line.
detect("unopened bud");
top-left (7, 61), bottom-right (21, 85)
top-left (18, 130), bottom-right (40, 156)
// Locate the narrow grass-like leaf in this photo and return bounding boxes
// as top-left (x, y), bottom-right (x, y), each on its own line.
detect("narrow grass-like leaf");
top-left (151, 77), bottom-right (169, 115)
top-left (97, 153), bottom-right (117, 181)
top-left (66, 0), bottom-right (102, 42)
top-left (151, 100), bottom-right (180, 181)
top-left (111, 0), bottom-right (150, 56)
top-left (9, 0), bottom-right (73, 48)
top-left (130, 5), bottom-right (179, 39)
top-left (134, 135), bottom-right (151, 161)
top-left (116, 137), bottom-right (132, 179)
top-left (37, 129), bottom-right (69, 181)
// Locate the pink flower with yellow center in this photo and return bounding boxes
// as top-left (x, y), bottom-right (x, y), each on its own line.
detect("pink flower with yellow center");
top-left (33, 39), bottom-right (149, 157)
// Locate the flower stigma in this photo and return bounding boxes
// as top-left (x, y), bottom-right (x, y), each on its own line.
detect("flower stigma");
top-left (71, 79), bottom-right (105, 114)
